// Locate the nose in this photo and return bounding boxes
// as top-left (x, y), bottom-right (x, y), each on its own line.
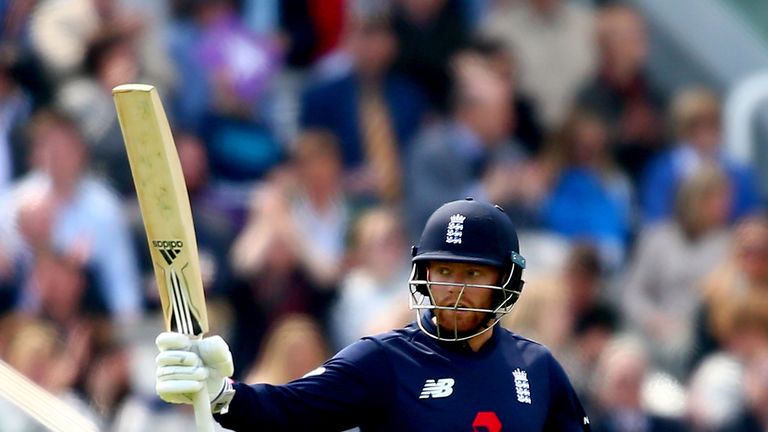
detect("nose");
top-left (444, 277), bottom-right (467, 292)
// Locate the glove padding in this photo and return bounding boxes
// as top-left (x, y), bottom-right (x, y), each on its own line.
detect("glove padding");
top-left (155, 332), bottom-right (234, 405)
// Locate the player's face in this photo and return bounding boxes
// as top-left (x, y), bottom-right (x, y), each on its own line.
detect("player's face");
top-left (426, 261), bottom-right (500, 333)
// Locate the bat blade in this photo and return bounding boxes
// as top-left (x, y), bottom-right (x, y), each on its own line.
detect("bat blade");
top-left (112, 84), bottom-right (208, 337)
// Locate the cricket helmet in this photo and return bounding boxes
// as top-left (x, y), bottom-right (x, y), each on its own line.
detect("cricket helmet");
top-left (409, 198), bottom-right (526, 342)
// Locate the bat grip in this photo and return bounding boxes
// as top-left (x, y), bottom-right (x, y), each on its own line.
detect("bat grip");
top-left (193, 382), bottom-right (215, 432)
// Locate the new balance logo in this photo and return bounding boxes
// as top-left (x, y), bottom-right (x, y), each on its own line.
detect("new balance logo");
top-left (419, 378), bottom-right (455, 399)
top-left (446, 214), bottom-right (466, 244)
top-left (153, 239), bottom-right (184, 265)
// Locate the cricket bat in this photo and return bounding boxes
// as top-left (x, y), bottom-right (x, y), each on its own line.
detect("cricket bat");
top-left (112, 84), bottom-right (213, 432)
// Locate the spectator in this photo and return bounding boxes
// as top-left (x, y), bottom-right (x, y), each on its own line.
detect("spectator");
top-left (228, 130), bottom-right (350, 371)
top-left (276, 0), bottom-right (346, 68)
top-left (231, 130), bottom-right (349, 289)
top-left (12, 109), bottom-right (142, 323)
top-left (504, 242), bottom-right (618, 354)
top-left (174, 131), bottom-right (237, 298)
top-left (405, 57), bottom-right (522, 239)
top-left (31, 250), bottom-right (106, 329)
top-left (28, 0), bottom-right (144, 80)
top-left (330, 206), bottom-right (411, 350)
top-left (169, 0), bottom-right (284, 182)
top-left (0, 316), bottom-right (104, 427)
top-left (577, 4), bottom-right (666, 186)
top-left (540, 109), bottom-right (633, 268)
top-left (483, 0), bottom-right (596, 129)
top-left (457, 36), bottom-right (544, 156)
top-left (300, 1), bottom-right (426, 203)
top-left (56, 31), bottom-right (143, 196)
top-left (245, 314), bottom-right (330, 385)
top-left (392, 0), bottom-right (469, 112)
top-left (623, 165), bottom-right (731, 378)
top-left (0, 57), bottom-right (32, 189)
top-left (641, 86), bottom-right (761, 225)
top-left (84, 344), bottom-right (137, 427)
top-left (697, 216), bottom-right (768, 362)
top-left (590, 336), bottom-right (687, 432)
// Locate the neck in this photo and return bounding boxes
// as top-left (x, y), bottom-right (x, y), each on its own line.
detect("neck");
top-left (603, 62), bottom-right (639, 88)
top-left (431, 316), bottom-right (495, 352)
top-left (53, 179), bottom-right (78, 201)
top-left (467, 326), bottom-right (494, 352)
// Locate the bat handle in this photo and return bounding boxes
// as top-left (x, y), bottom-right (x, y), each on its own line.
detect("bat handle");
top-left (193, 382), bottom-right (215, 432)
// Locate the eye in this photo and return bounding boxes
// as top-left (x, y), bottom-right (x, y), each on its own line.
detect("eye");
top-left (467, 269), bottom-right (482, 278)
top-left (438, 267), bottom-right (451, 276)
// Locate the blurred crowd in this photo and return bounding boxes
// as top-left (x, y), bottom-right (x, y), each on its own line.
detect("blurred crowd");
top-left (0, 0), bottom-right (766, 430)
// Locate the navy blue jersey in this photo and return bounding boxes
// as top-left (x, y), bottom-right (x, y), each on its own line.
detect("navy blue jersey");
top-left (215, 318), bottom-right (590, 431)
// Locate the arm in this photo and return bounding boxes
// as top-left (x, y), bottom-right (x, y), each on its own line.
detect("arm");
top-left (543, 354), bottom-right (591, 431)
top-left (157, 332), bottom-right (394, 432)
top-left (215, 338), bottom-right (394, 431)
top-left (93, 195), bottom-right (142, 323)
top-left (621, 229), bottom-right (663, 331)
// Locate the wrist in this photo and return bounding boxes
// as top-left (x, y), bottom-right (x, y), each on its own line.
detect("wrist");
top-left (211, 377), bottom-right (236, 414)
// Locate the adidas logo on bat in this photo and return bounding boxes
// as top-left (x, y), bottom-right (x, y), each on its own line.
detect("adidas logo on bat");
top-left (152, 240), bottom-right (184, 265)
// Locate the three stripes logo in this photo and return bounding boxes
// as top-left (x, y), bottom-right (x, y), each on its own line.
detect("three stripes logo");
top-left (152, 239), bottom-right (202, 335)
top-left (153, 240), bottom-right (183, 265)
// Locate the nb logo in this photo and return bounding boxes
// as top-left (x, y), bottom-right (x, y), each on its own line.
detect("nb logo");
top-left (152, 239), bottom-right (184, 265)
top-left (419, 378), bottom-right (455, 399)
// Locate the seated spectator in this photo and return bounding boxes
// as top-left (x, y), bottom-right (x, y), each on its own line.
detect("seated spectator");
top-left (392, 0), bottom-right (469, 112)
top-left (697, 216), bottom-right (768, 360)
top-left (590, 336), bottom-right (687, 432)
top-left (405, 57), bottom-right (523, 239)
top-left (245, 314), bottom-right (330, 385)
top-left (504, 243), bottom-right (618, 354)
top-left (641, 86), bottom-right (761, 225)
top-left (56, 31), bottom-right (144, 196)
top-left (330, 206), bottom-right (411, 350)
top-left (301, 2), bottom-right (426, 203)
top-left (577, 4), bottom-right (666, 186)
top-left (459, 37), bottom-right (544, 156)
top-left (623, 165), bottom-right (732, 378)
top-left (12, 109), bottom-right (141, 323)
top-left (540, 109), bottom-right (633, 268)
top-left (169, 0), bottom-right (284, 182)
top-left (28, 0), bottom-right (144, 79)
top-left (483, 0), bottom-right (596, 129)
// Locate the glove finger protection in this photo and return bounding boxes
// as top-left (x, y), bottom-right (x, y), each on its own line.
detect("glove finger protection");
top-left (155, 332), bottom-right (234, 405)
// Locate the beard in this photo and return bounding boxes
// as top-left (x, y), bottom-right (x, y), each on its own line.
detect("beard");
top-left (434, 308), bottom-right (491, 335)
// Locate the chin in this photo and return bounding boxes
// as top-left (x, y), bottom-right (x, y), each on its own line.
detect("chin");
top-left (436, 311), bottom-right (482, 332)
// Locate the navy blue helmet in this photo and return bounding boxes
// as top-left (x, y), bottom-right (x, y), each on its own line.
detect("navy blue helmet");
top-left (408, 198), bottom-right (526, 341)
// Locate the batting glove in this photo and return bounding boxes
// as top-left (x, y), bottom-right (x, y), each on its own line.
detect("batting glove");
top-left (155, 332), bottom-right (235, 412)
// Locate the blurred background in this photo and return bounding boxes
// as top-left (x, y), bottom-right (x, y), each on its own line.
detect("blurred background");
top-left (0, 0), bottom-right (767, 430)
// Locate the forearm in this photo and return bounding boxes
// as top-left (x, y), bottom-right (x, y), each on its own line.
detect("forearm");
top-left (214, 382), bottom-right (362, 432)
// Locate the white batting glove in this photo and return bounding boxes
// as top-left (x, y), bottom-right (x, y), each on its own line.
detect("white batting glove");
top-left (155, 332), bottom-right (235, 409)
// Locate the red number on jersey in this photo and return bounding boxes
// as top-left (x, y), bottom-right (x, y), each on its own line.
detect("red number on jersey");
top-left (472, 411), bottom-right (502, 432)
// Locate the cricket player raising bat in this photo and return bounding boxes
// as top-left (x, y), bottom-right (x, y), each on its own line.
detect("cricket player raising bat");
top-left (153, 197), bottom-right (591, 431)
